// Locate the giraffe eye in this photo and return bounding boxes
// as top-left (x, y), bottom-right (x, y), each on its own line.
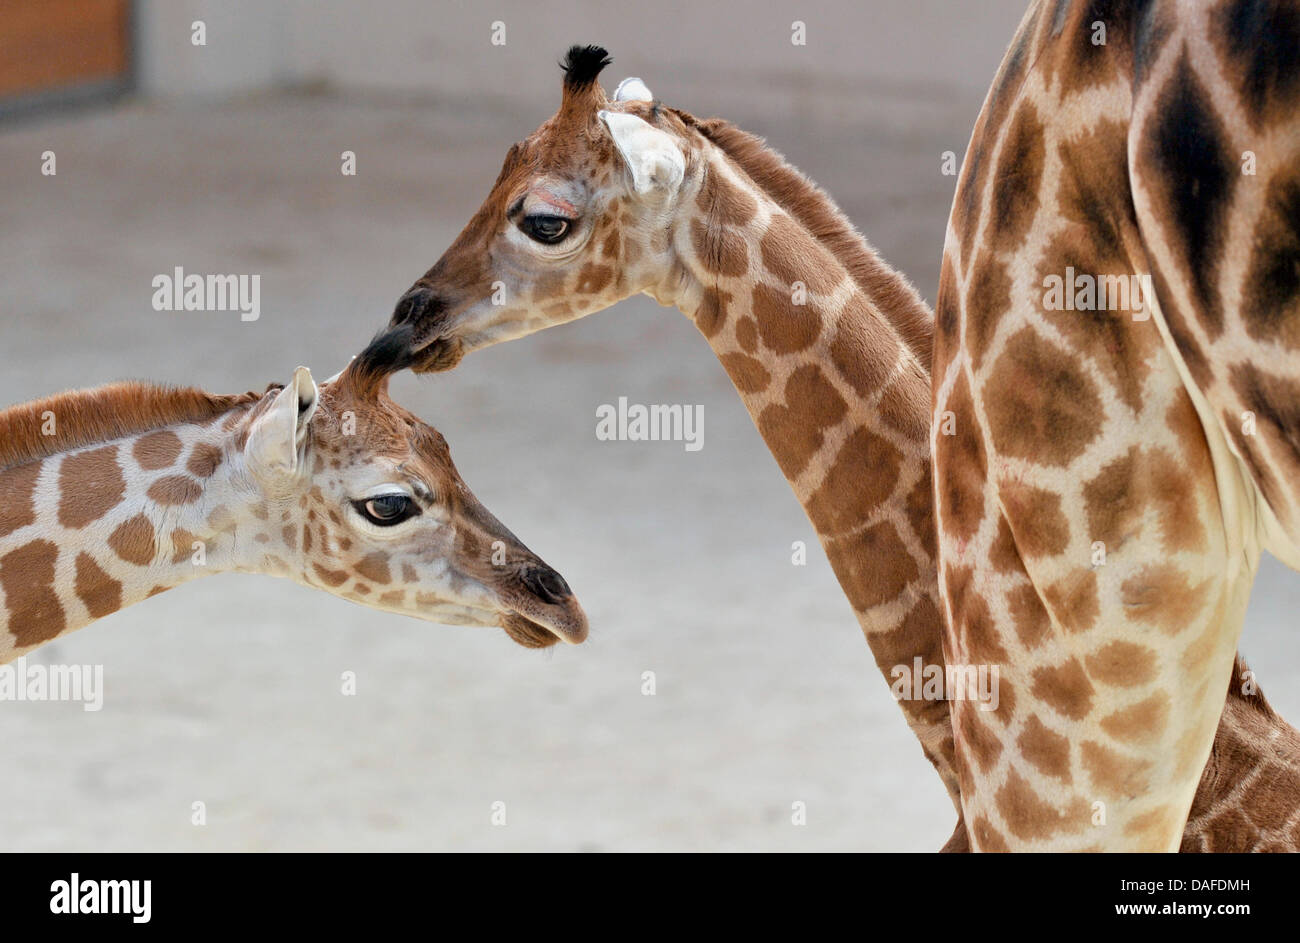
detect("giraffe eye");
top-left (355, 494), bottom-right (418, 526)
top-left (521, 214), bottom-right (572, 244)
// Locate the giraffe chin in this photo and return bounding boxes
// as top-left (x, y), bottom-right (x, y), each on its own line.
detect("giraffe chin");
top-left (410, 336), bottom-right (466, 374)
top-left (500, 612), bottom-right (566, 649)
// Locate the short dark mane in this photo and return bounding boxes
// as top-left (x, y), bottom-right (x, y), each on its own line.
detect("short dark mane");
top-left (0, 382), bottom-right (262, 470)
top-left (561, 44), bottom-right (612, 93)
top-left (673, 110), bottom-right (935, 371)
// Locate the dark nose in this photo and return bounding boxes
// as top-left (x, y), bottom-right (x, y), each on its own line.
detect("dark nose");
top-left (521, 566), bottom-right (572, 605)
top-left (391, 286), bottom-right (450, 329)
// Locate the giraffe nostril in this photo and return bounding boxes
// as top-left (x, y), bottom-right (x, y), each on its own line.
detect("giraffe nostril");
top-left (522, 566), bottom-right (571, 605)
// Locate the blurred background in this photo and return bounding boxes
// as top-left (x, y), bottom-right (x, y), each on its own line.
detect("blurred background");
top-left (2, 0), bottom-right (1296, 851)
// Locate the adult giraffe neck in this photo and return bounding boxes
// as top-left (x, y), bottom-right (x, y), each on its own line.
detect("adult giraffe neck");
top-left (664, 122), bottom-right (961, 812)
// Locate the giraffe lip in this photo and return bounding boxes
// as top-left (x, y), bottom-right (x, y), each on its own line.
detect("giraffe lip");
top-left (410, 335), bottom-right (466, 374)
top-left (500, 594), bottom-right (589, 648)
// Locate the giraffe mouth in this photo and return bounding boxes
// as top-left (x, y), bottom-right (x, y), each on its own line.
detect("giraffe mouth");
top-left (500, 609), bottom-right (588, 648)
top-left (410, 335), bottom-right (466, 374)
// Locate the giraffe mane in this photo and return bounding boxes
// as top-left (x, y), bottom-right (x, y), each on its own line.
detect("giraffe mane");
top-left (670, 109), bottom-right (935, 372)
top-left (0, 382), bottom-right (262, 471)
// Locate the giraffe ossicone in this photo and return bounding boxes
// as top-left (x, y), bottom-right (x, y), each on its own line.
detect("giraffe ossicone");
top-left (0, 327), bottom-right (587, 665)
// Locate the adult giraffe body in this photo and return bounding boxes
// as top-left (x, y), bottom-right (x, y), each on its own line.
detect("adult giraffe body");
top-left (933, 0), bottom-right (1300, 849)
top-left (382, 44), bottom-right (1299, 849)
top-left (0, 330), bottom-right (588, 662)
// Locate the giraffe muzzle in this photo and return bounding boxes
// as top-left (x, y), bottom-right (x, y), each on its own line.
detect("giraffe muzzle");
top-left (499, 564), bottom-right (588, 648)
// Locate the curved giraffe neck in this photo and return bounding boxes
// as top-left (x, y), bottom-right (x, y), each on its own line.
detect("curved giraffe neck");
top-left (0, 386), bottom-right (263, 665)
top-left (663, 124), bottom-right (962, 811)
top-left (666, 115), bottom-right (1300, 850)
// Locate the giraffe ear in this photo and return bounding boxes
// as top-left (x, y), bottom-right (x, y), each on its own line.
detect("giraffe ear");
top-left (598, 110), bottom-right (684, 200)
top-left (613, 77), bottom-right (652, 102)
top-left (246, 366), bottom-right (318, 480)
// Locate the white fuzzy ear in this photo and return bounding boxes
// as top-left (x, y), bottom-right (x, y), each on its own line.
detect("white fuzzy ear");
top-left (598, 110), bottom-right (685, 199)
top-left (246, 366), bottom-right (318, 480)
top-left (613, 77), bottom-right (652, 102)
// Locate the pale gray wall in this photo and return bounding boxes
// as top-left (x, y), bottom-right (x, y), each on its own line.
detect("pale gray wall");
top-left (137, 0), bottom-right (1032, 110)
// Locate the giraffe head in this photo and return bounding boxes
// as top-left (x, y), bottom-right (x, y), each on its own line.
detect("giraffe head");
top-left (238, 328), bottom-right (587, 648)
top-left (389, 44), bottom-right (701, 370)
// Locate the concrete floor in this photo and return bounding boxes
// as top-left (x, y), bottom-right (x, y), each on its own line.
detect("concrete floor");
top-left (1, 83), bottom-right (1297, 850)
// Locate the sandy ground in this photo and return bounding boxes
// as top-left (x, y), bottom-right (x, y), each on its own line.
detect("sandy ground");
top-left (2, 72), bottom-right (1298, 850)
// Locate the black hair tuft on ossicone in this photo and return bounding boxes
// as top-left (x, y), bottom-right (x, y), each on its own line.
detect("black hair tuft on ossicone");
top-left (561, 44), bottom-right (612, 93)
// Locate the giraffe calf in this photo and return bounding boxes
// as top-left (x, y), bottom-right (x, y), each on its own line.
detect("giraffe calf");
top-left (0, 327), bottom-right (587, 663)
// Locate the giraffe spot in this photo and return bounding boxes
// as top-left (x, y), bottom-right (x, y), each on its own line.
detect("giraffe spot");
top-left (963, 251), bottom-right (1011, 371)
top-left (827, 299), bottom-right (896, 397)
top-left (971, 816), bottom-right (1010, 853)
top-left (1019, 715), bottom-right (1071, 782)
top-left (379, 590), bottom-right (405, 607)
top-left (186, 442), bottom-right (223, 478)
top-left (952, 116), bottom-right (991, 272)
top-left (1212, 0), bottom-right (1300, 130)
top-left (109, 514), bottom-right (157, 566)
top-left (1100, 692), bottom-right (1171, 743)
top-left (758, 214), bottom-right (840, 293)
top-left (718, 353), bottom-right (770, 395)
top-left (1138, 52), bottom-right (1237, 338)
top-left (934, 372), bottom-right (986, 543)
top-left (1237, 169), bottom-right (1300, 348)
top-left (1228, 362), bottom-right (1300, 522)
top-left (600, 229), bottom-right (620, 260)
top-left (693, 287), bottom-right (731, 339)
top-left (58, 445), bottom-right (125, 529)
top-left (953, 577), bottom-right (1009, 669)
top-left (401, 563), bottom-right (418, 583)
top-left (698, 169), bottom-right (757, 226)
top-left (823, 521), bottom-right (917, 612)
top-left (1008, 583), bottom-right (1050, 650)
top-left (757, 366), bottom-right (848, 481)
top-left (1031, 657), bottom-right (1095, 721)
top-left (735, 315), bottom-right (758, 353)
top-left (302, 524), bottom-right (313, 554)
top-left (0, 462), bottom-right (39, 538)
top-left (753, 282), bottom-right (821, 353)
top-left (903, 468), bottom-right (936, 561)
top-left (878, 369), bottom-right (930, 442)
top-left (1041, 0), bottom-right (1127, 92)
top-left (999, 479), bottom-right (1070, 558)
top-left (1042, 569), bottom-right (1099, 634)
top-left (805, 426), bottom-right (903, 534)
top-left (996, 767), bottom-right (1089, 841)
top-left (1084, 640), bottom-right (1158, 688)
top-left (354, 553), bottom-right (392, 585)
top-left (132, 430), bottom-right (183, 470)
top-left (989, 518), bottom-right (1021, 574)
top-left (146, 585), bottom-right (168, 598)
top-left (987, 101), bottom-right (1044, 256)
top-left (170, 529), bottom-right (199, 564)
top-left (983, 328), bottom-right (1104, 467)
top-left (281, 525), bottom-right (297, 550)
top-left (690, 217), bottom-right (749, 277)
top-left (0, 539), bottom-right (64, 646)
top-left (934, 257), bottom-right (960, 372)
top-left (1082, 739), bottom-right (1152, 796)
top-left (74, 552), bottom-right (122, 619)
top-left (575, 262), bottom-right (613, 295)
top-left (955, 699), bottom-right (1003, 775)
top-left (147, 475), bottom-right (203, 506)
top-left (1120, 563), bottom-right (1210, 633)
top-left (312, 563), bottom-right (349, 587)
